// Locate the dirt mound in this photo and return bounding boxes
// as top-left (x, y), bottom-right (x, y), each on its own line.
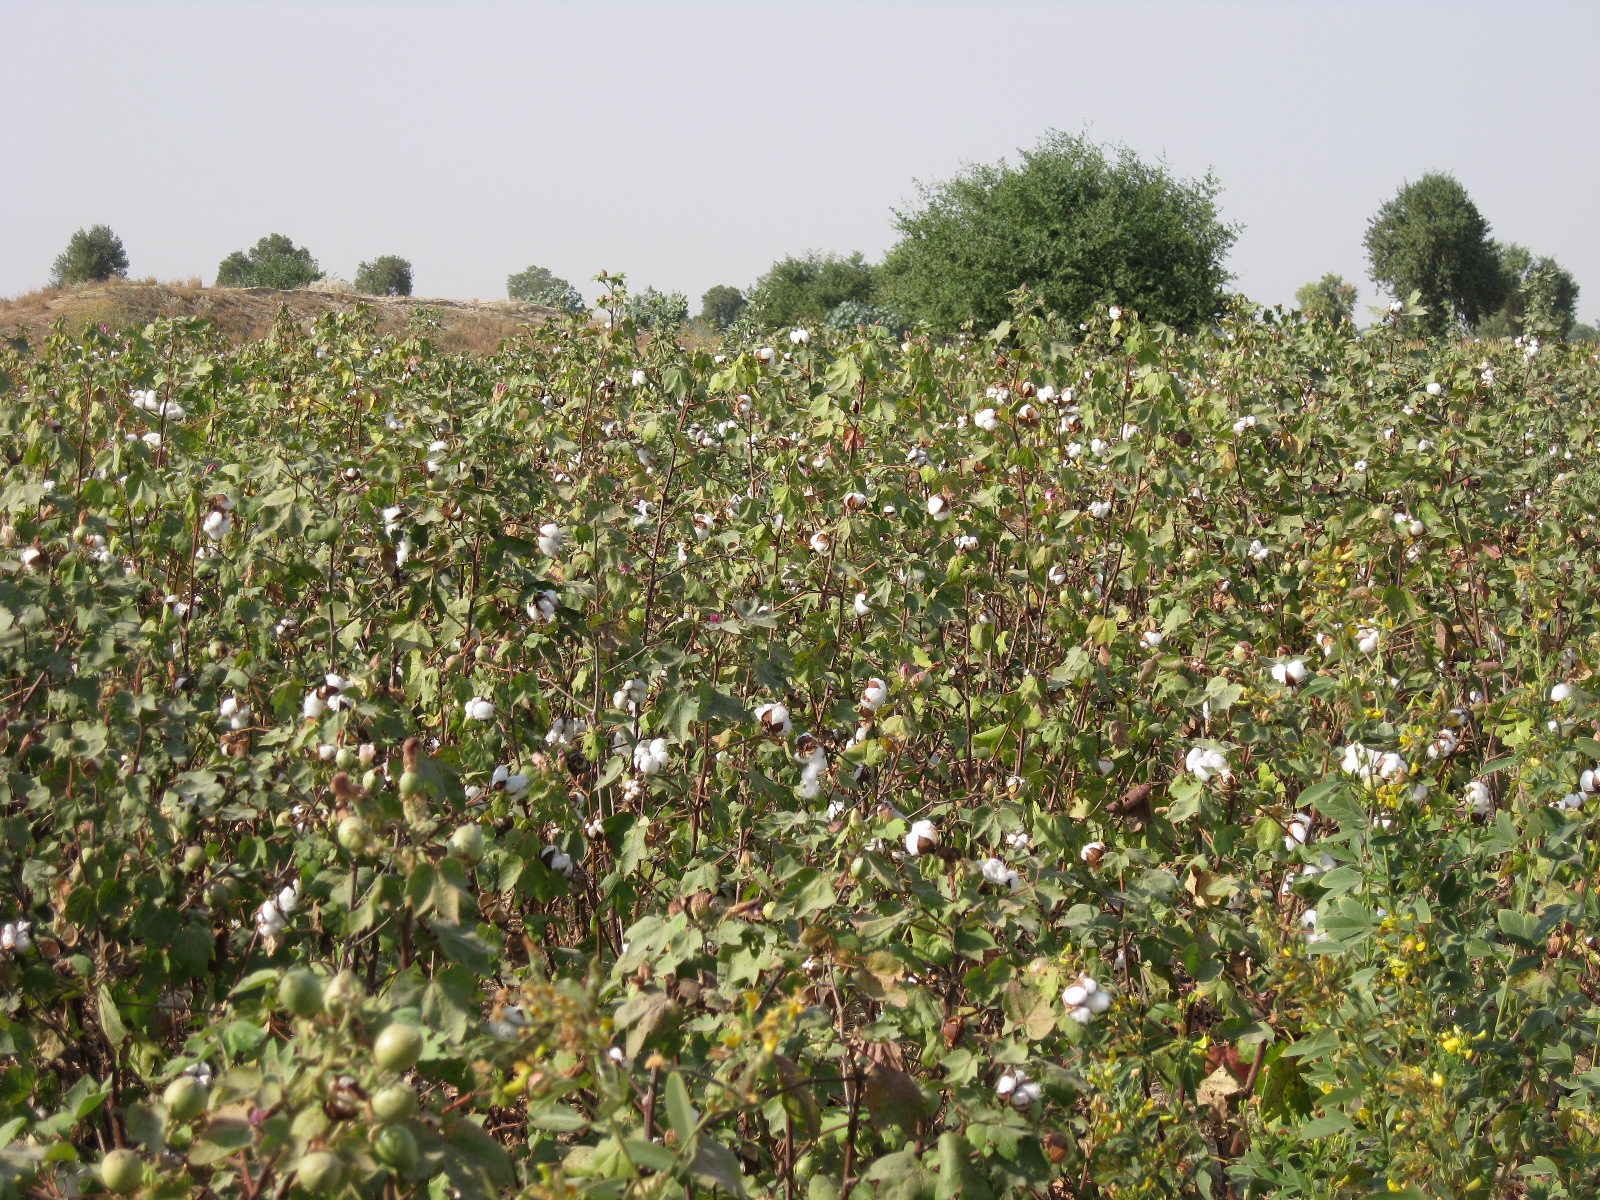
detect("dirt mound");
top-left (0, 279), bottom-right (560, 352)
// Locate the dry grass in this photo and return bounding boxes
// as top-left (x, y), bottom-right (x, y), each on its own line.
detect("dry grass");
top-left (0, 278), bottom-right (557, 352)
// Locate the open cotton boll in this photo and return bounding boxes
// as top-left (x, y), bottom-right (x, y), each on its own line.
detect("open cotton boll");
top-left (1184, 746), bottom-right (1231, 783)
top-left (463, 696), bottom-right (495, 722)
top-left (1465, 780), bottom-right (1492, 816)
top-left (905, 819), bottom-right (938, 857)
top-left (789, 328), bottom-right (809, 345)
top-left (754, 702), bottom-right (793, 738)
top-left (1088, 499), bottom-right (1111, 519)
top-left (1357, 626), bottom-right (1382, 655)
top-left (854, 592), bottom-right (870, 616)
top-left (809, 532), bottom-right (833, 554)
top-left (1141, 630), bottom-right (1163, 649)
top-left (630, 369), bottom-right (647, 387)
top-left (980, 857), bottom-right (1021, 891)
top-left (527, 590), bottom-right (559, 623)
top-left (860, 678), bottom-right (890, 712)
top-left (202, 510), bottom-right (232, 540)
top-left (302, 691), bottom-right (326, 720)
top-left (1550, 683), bottom-right (1573, 704)
top-left (536, 523), bottom-right (565, 557)
top-left (973, 408), bottom-right (1000, 432)
top-left (927, 495), bottom-right (950, 520)
top-left (539, 845), bottom-right (575, 877)
top-left (633, 738), bottom-right (670, 776)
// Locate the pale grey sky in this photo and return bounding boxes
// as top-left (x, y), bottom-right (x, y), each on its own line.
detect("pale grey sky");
top-left (3, 1), bottom-right (1596, 319)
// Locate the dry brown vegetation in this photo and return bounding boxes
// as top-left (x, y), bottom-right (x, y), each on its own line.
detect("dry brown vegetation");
top-left (0, 278), bottom-right (557, 351)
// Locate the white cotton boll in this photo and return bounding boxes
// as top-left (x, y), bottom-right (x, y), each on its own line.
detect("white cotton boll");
top-left (463, 696), bottom-right (495, 722)
top-left (1465, 780), bottom-right (1492, 816)
top-left (755, 346), bottom-right (775, 362)
top-left (1557, 792), bottom-right (1586, 812)
top-left (854, 592), bottom-right (870, 616)
top-left (1069, 1005), bottom-right (1094, 1025)
top-left (1096, 758), bottom-right (1115, 776)
top-left (219, 696), bottom-right (241, 719)
top-left (1141, 630), bottom-right (1163, 649)
top-left (1010, 1080), bottom-right (1043, 1109)
top-left (1550, 683), bottom-right (1573, 704)
top-left (1086, 989), bottom-right (1112, 1015)
top-left (317, 743), bottom-right (337, 762)
top-left (302, 692), bottom-right (326, 720)
top-left (755, 702), bottom-right (793, 738)
top-left (1417, 439), bottom-right (1434, 452)
top-left (1079, 840), bottom-right (1105, 864)
top-left (1062, 983), bottom-right (1088, 1008)
top-left (1108, 305), bottom-right (1123, 319)
top-left (1088, 499), bottom-right (1111, 519)
top-left (1425, 381), bottom-right (1443, 396)
top-left (254, 901), bottom-right (286, 938)
top-left (980, 857), bottom-right (1021, 891)
top-left (1285, 658), bottom-right (1308, 683)
top-left (1047, 564), bottom-right (1068, 586)
top-left (1408, 519), bottom-right (1425, 538)
top-left (1006, 829), bottom-right (1031, 851)
top-left (630, 369), bottom-right (648, 387)
top-left (809, 531), bottom-right (833, 554)
top-left (789, 328), bottom-right (809, 345)
top-left (860, 678), bottom-right (890, 712)
top-left (1090, 438), bottom-right (1109, 457)
top-left (1352, 459), bottom-right (1369, 473)
top-left (905, 819), bottom-right (938, 857)
top-left (1120, 422), bottom-right (1140, 439)
top-left (202, 510), bottom-right (232, 540)
top-left (277, 885), bottom-right (300, 914)
top-left (1232, 415), bottom-right (1258, 434)
top-left (927, 495), bottom-right (950, 521)
top-left (1248, 539), bottom-right (1269, 562)
top-left (994, 1071), bottom-right (1018, 1098)
top-left (1357, 626), bottom-right (1381, 655)
top-left (1581, 769), bottom-right (1598, 795)
top-left (1066, 441), bottom-right (1083, 458)
top-left (1036, 385), bottom-right (1057, 402)
top-left (527, 589), bottom-right (559, 623)
top-left (537, 523), bottom-right (565, 557)
top-left (541, 846), bottom-right (575, 877)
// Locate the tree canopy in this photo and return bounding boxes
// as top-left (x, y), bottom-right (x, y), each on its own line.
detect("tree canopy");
top-left (215, 234), bottom-right (320, 289)
top-left (698, 285), bottom-right (748, 329)
top-left (877, 130), bottom-right (1237, 333)
top-left (1363, 173), bottom-right (1507, 337)
top-left (50, 225), bottom-right (129, 287)
top-left (1295, 274), bottom-right (1358, 324)
top-left (1475, 243), bottom-right (1581, 340)
top-left (354, 255), bottom-right (414, 297)
top-left (507, 264), bottom-right (585, 314)
top-left (748, 252), bottom-right (876, 329)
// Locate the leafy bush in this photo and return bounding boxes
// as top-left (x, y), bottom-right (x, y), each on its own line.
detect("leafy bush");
top-left (825, 298), bottom-right (909, 333)
top-left (354, 256), bottom-right (414, 297)
top-left (878, 130), bottom-right (1236, 333)
top-left (626, 286), bottom-right (689, 331)
top-left (506, 264), bottom-right (586, 314)
top-left (698, 284), bottom-right (748, 329)
top-left (2, 299), bottom-right (1600, 1199)
top-left (1294, 273), bottom-right (1357, 324)
top-left (1476, 243), bottom-right (1581, 340)
top-left (215, 234), bottom-right (321, 289)
top-left (49, 225), bottom-right (129, 287)
top-left (748, 251), bottom-right (877, 328)
top-left (1364, 173), bottom-right (1507, 337)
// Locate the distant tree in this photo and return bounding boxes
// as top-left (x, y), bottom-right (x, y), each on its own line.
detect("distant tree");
top-left (1363, 174), bottom-right (1507, 336)
top-left (1475, 243), bottom-right (1580, 340)
top-left (877, 130), bottom-right (1237, 333)
top-left (826, 299), bottom-right (909, 333)
top-left (1295, 274), bottom-right (1357, 324)
top-left (215, 234), bottom-right (320, 289)
top-left (748, 252), bottom-right (876, 329)
top-left (627, 287), bottom-right (690, 331)
top-left (507, 264), bottom-right (585, 314)
top-left (354, 255), bottom-right (413, 297)
top-left (50, 225), bottom-right (129, 287)
top-left (699, 285), bottom-right (748, 329)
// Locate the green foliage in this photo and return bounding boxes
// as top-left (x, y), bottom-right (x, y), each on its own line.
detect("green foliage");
top-left (214, 234), bottom-right (321, 289)
top-left (354, 255), bottom-right (414, 298)
top-left (506, 264), bottom-right (585, 314)
top-left (1294, 273), bottom-right (1357, 324)
top-left (1477, 243), bottom-right (1581, 340)
top-left (878, 130), bottom-right (1236, 334)
top-left (826, 298), bottom-right (909, 333)
top-left (2, 297), bottom-right (1600, 1199)
top-left (1364, 173), bottom-right (1507, 337)
top-left (698, 284), bottom-right (748, 330)
top-left (748, 251), bottom-right (876, 328)
top-left (50, 225), bottom-right (129, 287)
top-left (626, 286), bottom-right (689, 332)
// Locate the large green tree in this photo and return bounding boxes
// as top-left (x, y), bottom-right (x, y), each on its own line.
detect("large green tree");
top-left (877, 130), bottom-right (1236, 333)
top-left (1295, 274), bottom-right (1357, 324)
top-left (354, 255), bottom-right (413, 297)
top-left (698, 285), bottom-right (748, 329)
top-left (1363, 173), bottom-right (1507, 336)
top-left (215, 234), bottom-right (320, 289)
top-left (1475, 243), bottom-right (1580, 340)
top-left (748, 252), bottom-right (876, 328)
top-left (50, 225), bottom-right (129, 287)
top-left (507, 264), bottom-right (585, 314)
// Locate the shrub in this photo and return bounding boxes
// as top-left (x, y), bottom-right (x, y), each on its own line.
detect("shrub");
top-left (50, 225), bottom-right (129, 287)
top-left (878, 129), bottom-right (1236, 333)
top-left (626, 286), bottom-right (689, 331)
top-left (698, 284), bottom-right (748, 329)
top-left (1295, 273), bottom-right (1358, 324)
top-left (1364, 173), bottom-right (1507, 337)
top-left (1476, 243), bottom-right (1580, 340)
top-left (748, 251), bottom-right (876, 328)
top-left (825, 298), bottom-right (909, 333)
top-left (506, 264), bottom-right (585, 314)
top-left (215, 234), bottom-right (321, 289)
top-left (354, 256), bottom-right (414, 297)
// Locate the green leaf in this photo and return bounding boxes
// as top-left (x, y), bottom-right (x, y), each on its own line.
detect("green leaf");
top-left (1497, 909), bottom-right (1541, 948)
top-left (664, 1072), bottom-right (699, 1147)
top-left (689, 1139), bottom-right (747, 1198)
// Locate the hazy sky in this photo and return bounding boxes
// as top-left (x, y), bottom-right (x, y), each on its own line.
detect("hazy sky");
top-left (4, 1), bottom-right (1597, 318)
